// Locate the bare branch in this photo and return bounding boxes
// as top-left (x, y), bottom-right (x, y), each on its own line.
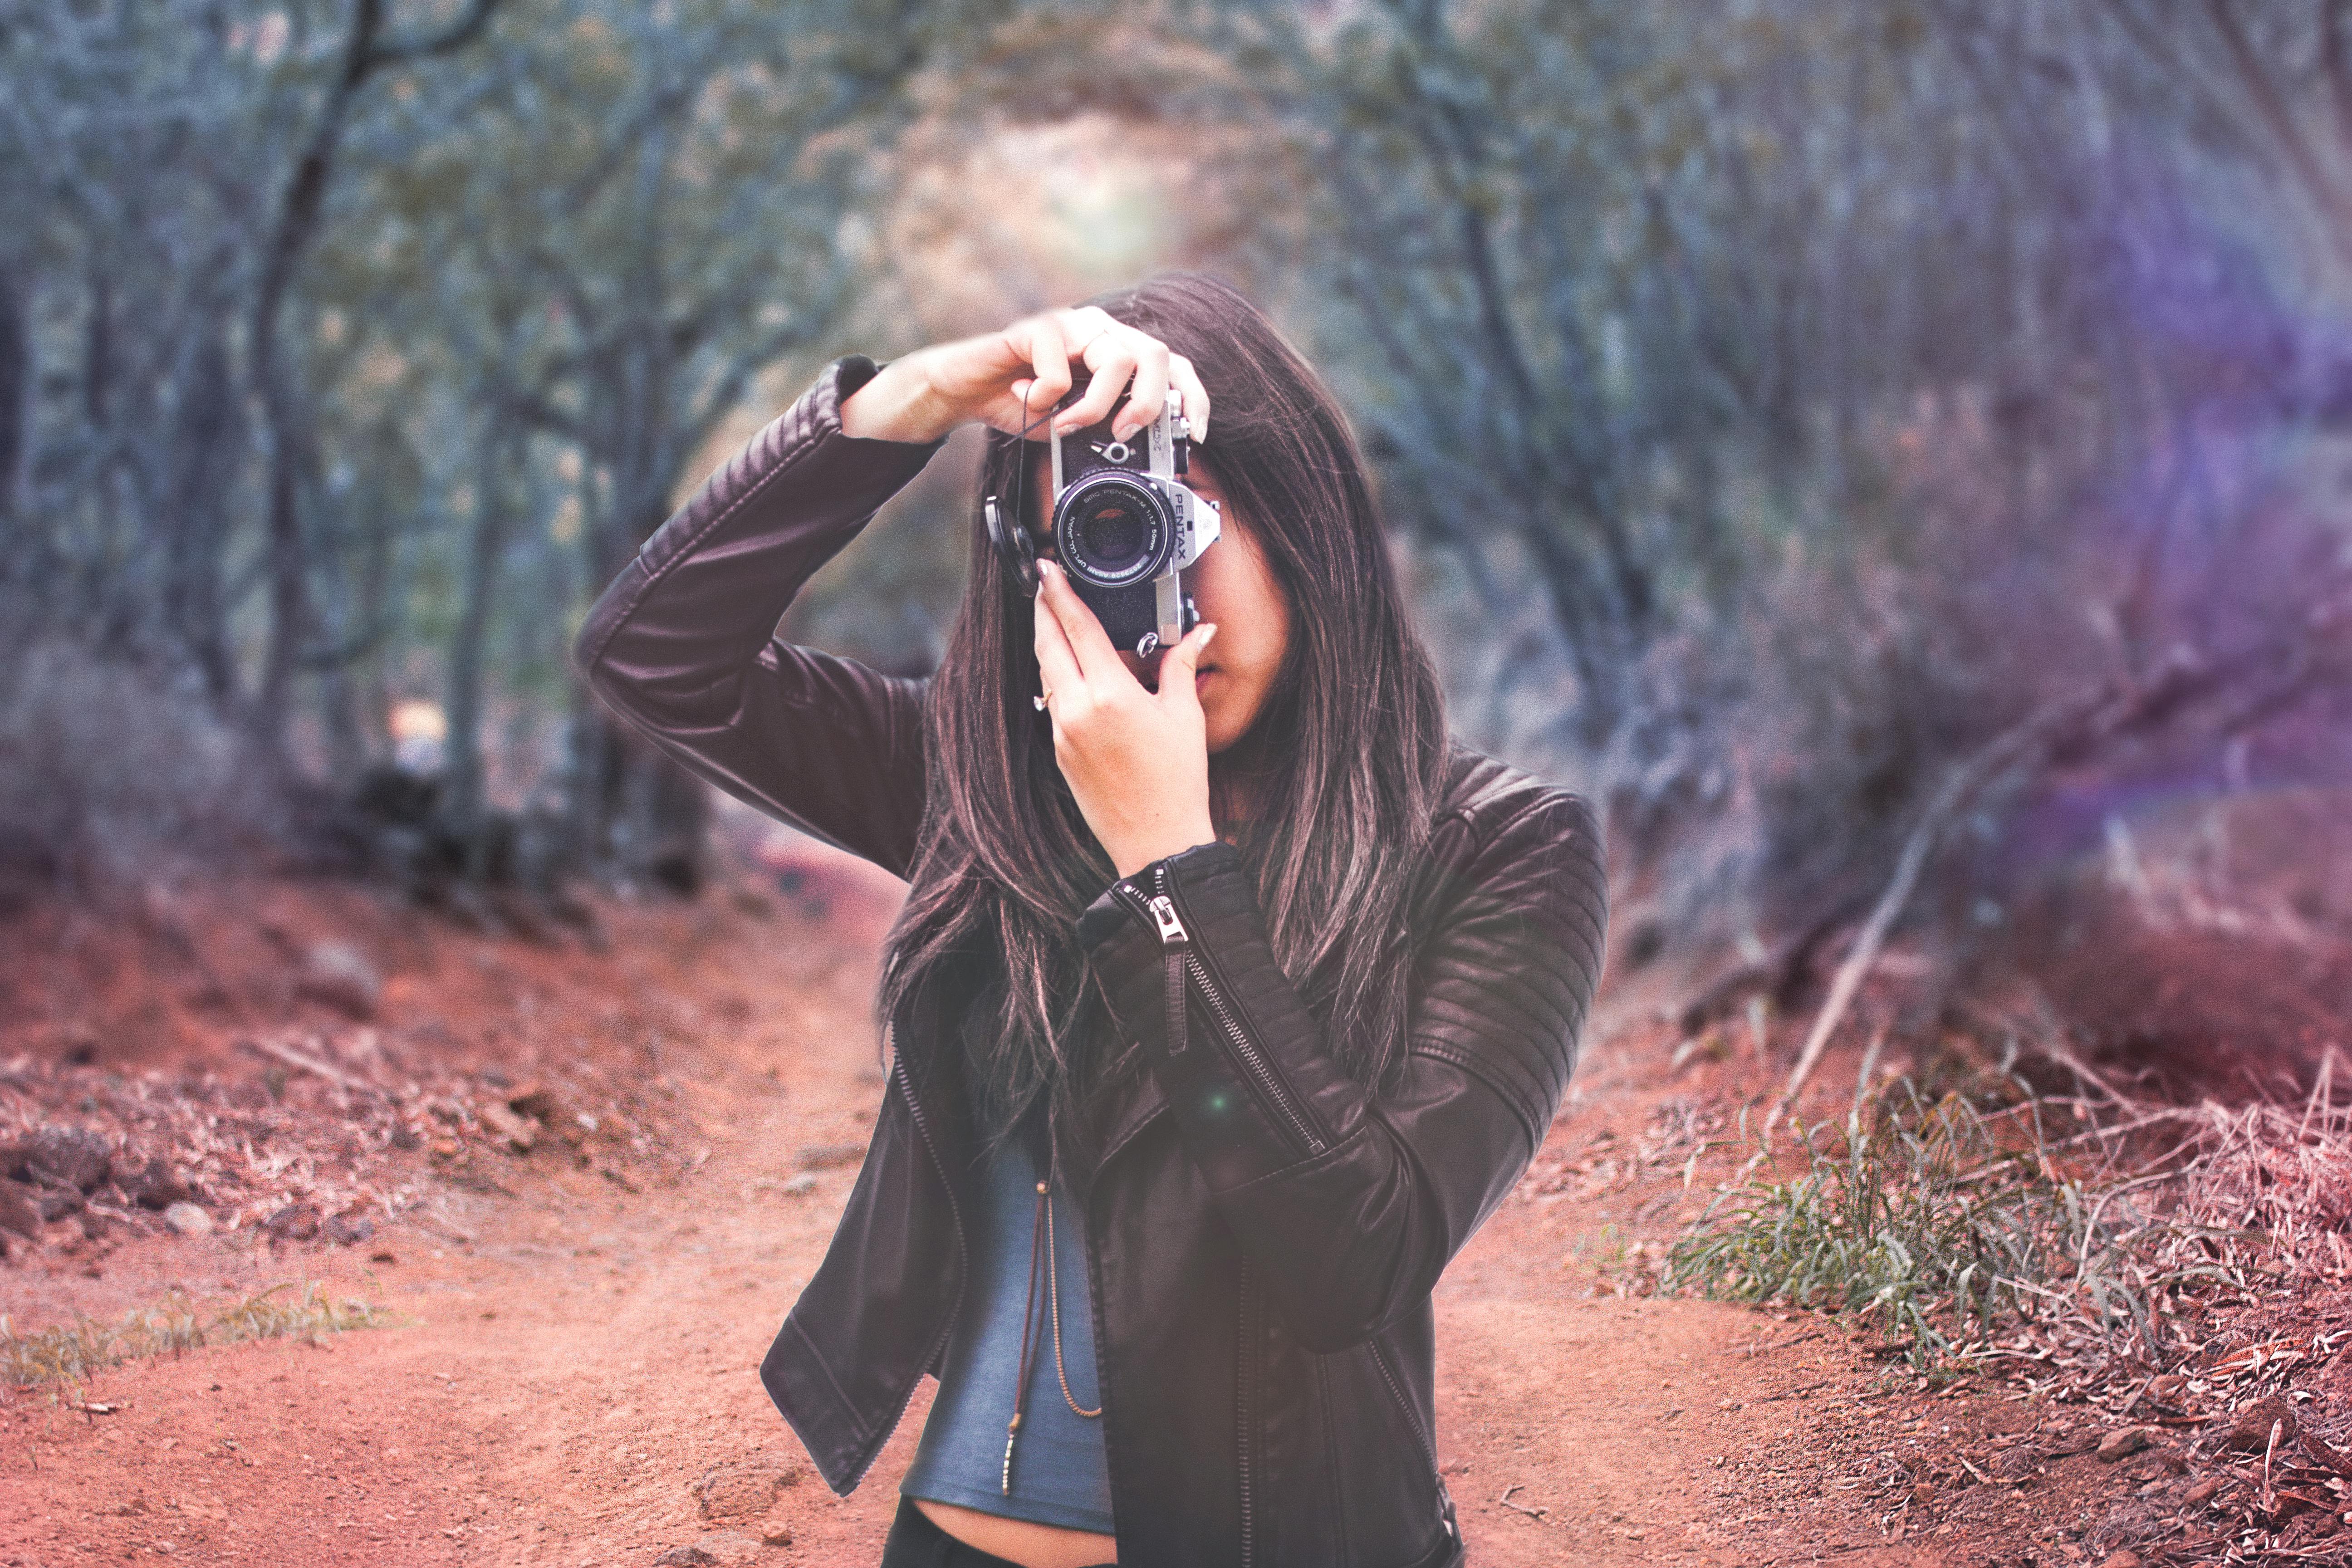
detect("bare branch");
top-left (366, 0), bottom-right (507, 70)
top-left (2325, 0), bottom-right (2352, 151)
top-left (1774, 583), bottom-right (2352, 1128)
top-left (2200, 0), bottom-right (2352, 252)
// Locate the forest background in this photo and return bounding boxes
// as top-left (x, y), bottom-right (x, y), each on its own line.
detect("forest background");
top-left (6, 0), bottom-right (2352, 1097)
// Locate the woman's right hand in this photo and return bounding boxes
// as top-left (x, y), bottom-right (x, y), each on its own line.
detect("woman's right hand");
top-left (838, 306), bottom-right (1211, 449)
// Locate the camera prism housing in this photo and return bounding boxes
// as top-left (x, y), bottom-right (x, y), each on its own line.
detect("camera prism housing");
top-left (988, 374), bottom-right (1219, 656)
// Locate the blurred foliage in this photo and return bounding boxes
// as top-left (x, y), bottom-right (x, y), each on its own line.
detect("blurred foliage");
top-left (1, 0), bottom-right (2347, 970)
top-left (1214, 0), bottom-right (2352, 957)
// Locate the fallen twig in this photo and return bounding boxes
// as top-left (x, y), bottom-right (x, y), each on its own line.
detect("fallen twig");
top-left (1849, 1023), bottom-right (1890, 1119)
top-left (1772, 689), bottom-right (2100, 1131)
top-left (2029, 1029), bottom-right (2135, 1110)
top-left (2046, 1105), bottom-right (2205, 1149)
top-left (1669, 905), bottom-right (1859, 1036)
top-left (2263, 1415), bottom-right (2283, 1518)
top-left (236, 1033), bottom-right (373, 1094)
top-left (1496, 1483), bottom-right (1548, 1520)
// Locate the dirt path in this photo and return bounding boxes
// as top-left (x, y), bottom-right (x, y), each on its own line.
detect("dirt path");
top-left (3, 864), bottom-right (1950, 1567)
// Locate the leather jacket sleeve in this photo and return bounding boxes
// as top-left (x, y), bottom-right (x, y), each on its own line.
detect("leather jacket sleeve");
top-left (571, 355), bottom-right (948, 878)
top-left (1075, 792), bottom-right (1607, 1353)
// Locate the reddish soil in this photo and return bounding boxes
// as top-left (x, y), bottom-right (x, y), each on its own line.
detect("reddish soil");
top-left (0, 843), bottom-right (2299, 1566)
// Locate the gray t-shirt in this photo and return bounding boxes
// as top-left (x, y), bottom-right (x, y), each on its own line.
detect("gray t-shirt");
top-left (898, 1125), bottom-right (1114, 1533)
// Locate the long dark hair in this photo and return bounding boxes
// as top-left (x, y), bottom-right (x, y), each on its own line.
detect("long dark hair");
top-left (876, 272), bottom-right (1450, 1160)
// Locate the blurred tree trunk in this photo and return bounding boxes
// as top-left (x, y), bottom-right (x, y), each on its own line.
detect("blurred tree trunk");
top-left (249, 5), bottom-right (377, 756)
top-left (573, 352), bottom-right (713, 893)
top-left (514, 15), bottom-right (934, 889)
top-left (564, 689), bottom-right (710, 896)
top-left (583, 134), bottom-right (705, 890)
top-left (163, 331), bottom-right (243, 702)
top-left (443, 423), bottom-right (516, 863)
top-left (307, 451), bottom-right (386, 787)
top-left (251, 0), bottom-right (506, 760)
top-left (0, 264), bottom-right (24, 526)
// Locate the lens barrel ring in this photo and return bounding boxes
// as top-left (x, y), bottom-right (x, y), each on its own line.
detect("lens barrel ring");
top-left (1053, 470), bottom-right (1177, 590)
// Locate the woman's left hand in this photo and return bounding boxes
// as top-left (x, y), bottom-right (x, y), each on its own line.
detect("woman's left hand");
top-left (1033, 559), bottom-right (1220, 879)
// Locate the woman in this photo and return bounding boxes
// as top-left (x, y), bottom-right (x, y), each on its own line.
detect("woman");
top-left (574, 273), bottom-right (1607, 1568)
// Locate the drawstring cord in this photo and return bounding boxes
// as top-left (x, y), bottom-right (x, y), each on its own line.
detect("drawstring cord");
top-left (1045, 1185), bottom-right (1101, 1420)
top-left (1001, 1136), bottom-right (1101, 1495)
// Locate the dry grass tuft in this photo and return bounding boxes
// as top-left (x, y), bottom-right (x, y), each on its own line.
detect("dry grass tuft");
top-left (1667, 1063), bottom-right (2352, 1373)
top-left (1, 1279), bottom-right (389, 1397)
top-left (1666, 1056), bottom-right (2352, 1560)
top-left (1661, 1073), bottom-right (2225, 1370)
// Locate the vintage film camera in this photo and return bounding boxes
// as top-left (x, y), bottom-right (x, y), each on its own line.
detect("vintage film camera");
top-left (986, 373), bottom-right (1220, 656)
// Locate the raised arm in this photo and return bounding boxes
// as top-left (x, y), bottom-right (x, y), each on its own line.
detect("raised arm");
top-left (576, 310), bottom-right (1217, 879)
top-left (572, 355), bottom-right (946, 877)
top-left (1075, 782), bottom-right (1607, 1352)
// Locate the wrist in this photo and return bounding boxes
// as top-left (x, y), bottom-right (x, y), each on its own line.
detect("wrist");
top-left (1111, 822), bottom-right (1220, 881)
top-left (838, 351), bottom-right (954, 443)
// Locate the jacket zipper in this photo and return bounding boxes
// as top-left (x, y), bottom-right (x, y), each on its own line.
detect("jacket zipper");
top-left (840, 1044), bottom-right (967, 1494)
top-left (1236, 1253), bottom-right (1257, 1568)
top-left (1371, 1336), bottom-right (1457, 1544)
top-left (1115, 864), bottom-right (1329, 1160)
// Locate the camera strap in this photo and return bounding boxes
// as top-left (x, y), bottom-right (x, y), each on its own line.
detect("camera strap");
top-left (1009, 378), bottom-right (1056, 576)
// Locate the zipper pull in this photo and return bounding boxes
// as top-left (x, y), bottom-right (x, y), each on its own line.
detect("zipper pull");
top-left (1145, 894), bottom-right (1188, 946)
top-left (1119, 868), bottom-right (1191, 1058)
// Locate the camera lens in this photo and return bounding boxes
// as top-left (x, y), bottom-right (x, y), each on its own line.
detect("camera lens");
top-left (1055, 473), bottom-right (1172, 588)
top-left (1079, 500), bottom-right (1146, 568)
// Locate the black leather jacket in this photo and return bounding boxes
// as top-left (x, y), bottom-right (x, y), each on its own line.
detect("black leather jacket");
top-left (574, 356), bottom-right (1608, 1568)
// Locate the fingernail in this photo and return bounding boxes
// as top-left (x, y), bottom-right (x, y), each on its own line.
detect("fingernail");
top-left (1199, 622), bottom-right (1218, 646)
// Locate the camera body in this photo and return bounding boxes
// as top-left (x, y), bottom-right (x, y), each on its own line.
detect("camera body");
top-left (986, 376), bottom-right (1220, 655)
